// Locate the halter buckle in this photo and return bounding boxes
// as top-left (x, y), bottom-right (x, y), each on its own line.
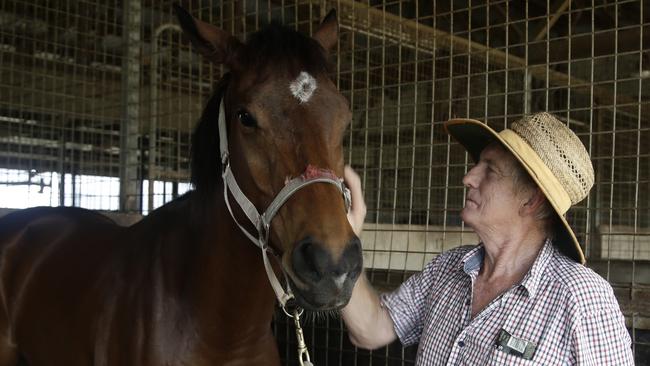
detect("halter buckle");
top-left (221, 152), bottom-right (230, 173)
top-left (342, 183), bottom-right (351, 213)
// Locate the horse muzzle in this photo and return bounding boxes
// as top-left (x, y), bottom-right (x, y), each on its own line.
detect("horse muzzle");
top-left (289, 236), bottom-right (362, 310)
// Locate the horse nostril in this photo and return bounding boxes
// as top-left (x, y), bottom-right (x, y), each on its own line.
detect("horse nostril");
top-left (292, 237), bottom-right (327, 283)
top-left (292, 236), bottom-right (363, 286)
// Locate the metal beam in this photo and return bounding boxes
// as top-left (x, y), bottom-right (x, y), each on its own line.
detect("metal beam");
top-left (328, 0), bottom-right (648, 118)
top-left (119, 0), bottom-right (142, 212)
top-left (149, 23), bottom-right (181, 213)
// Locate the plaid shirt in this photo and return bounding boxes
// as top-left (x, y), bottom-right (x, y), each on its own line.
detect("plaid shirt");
top-left (381, 240), bottom-right (634, 365)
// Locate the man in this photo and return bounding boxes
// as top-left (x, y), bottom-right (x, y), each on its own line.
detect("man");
top-left (342, 112), bottom-right (634, 365)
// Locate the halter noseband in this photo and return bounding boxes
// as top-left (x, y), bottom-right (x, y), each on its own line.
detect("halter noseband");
top-left (217, 98), bottom-right (351, 309)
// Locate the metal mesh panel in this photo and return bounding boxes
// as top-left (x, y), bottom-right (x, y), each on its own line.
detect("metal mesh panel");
top-left (0, 0), bottom-right (126, 209)
top-left (0, 0), bottom-right (648, 364)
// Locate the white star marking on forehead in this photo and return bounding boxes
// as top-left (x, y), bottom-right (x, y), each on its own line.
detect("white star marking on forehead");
top-left (289, 71), bottom-right (317, 103)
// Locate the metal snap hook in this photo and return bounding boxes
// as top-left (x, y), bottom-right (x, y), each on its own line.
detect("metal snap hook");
top-left (292, 308), bottom-right (313, 366)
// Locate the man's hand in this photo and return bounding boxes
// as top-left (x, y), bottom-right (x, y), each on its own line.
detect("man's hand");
top-left (341, 166), bottom-right (397, 350)
top-left (344, 165), bottom-right (367, 236)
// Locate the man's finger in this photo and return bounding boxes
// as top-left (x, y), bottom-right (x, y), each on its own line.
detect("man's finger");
top-left (344, 165), bottom-right (367, 235)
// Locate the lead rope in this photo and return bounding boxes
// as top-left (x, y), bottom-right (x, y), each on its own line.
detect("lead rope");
top-left (217, 97), bottom-right (351, 366)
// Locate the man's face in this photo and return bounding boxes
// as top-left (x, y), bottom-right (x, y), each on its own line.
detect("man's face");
top-left (461, 143), bottom-right (524, 232)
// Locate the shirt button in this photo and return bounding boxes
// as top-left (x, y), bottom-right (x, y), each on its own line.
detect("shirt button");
top-left (458, 341), bottom-right (465, 347)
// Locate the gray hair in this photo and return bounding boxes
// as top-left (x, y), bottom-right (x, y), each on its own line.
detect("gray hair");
top-left (507, 150), bottom-right (557, 237)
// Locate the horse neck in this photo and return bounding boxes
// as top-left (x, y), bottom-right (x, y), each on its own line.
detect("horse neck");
top-left (188, 189), bottom-right (278, 334)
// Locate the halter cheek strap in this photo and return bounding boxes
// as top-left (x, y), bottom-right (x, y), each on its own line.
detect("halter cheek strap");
top-left (217, 98), bottom-right (351, 308)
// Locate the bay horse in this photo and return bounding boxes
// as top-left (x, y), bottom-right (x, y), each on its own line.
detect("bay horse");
top-left (0, 5), bottom-right (361, 366)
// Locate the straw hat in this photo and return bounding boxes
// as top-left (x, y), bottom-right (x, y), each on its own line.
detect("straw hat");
top-left (445, 112), bottom-right (594, 264)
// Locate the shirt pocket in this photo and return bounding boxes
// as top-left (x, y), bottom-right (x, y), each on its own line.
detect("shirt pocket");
top-left (488, 349), bottom-right (540, 365)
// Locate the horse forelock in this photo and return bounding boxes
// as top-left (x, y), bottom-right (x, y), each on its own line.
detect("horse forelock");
top-left (241, 22), bottom-right (331, 77)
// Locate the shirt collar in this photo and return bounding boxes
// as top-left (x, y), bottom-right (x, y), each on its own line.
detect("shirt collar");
top-left (459, 239), bottom-right (555, 297)
top-left (461, 244), bottom-right (485, 276)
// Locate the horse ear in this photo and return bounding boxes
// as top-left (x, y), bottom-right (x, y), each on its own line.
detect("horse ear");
top-left (313, 9), bottom-right (338, 53)
top-left (173, 4), bottom-right (242, 66)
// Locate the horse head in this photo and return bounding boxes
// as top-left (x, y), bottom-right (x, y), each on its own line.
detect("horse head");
top-left (175, 6), bottom-right (362, 311)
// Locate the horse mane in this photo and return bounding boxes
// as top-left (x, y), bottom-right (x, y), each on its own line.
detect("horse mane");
top-left (190, 74), bottom-right (230, 195)
top-left (190, 22), bottom-right (331, 195)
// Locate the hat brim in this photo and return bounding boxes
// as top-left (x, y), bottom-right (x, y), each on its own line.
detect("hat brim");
top-left (444, 118), bottom-right (586, 264)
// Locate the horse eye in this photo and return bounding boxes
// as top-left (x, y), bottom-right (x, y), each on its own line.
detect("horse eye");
top-left (236, 109), bottom-right (257, 128)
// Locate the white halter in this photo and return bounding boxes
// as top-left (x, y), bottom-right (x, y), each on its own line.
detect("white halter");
top-left (217, 98), bottom-right (351, 309)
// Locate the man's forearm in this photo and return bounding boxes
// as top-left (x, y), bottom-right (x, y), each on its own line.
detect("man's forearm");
top-left (341, 273), bottom-right (398, 349)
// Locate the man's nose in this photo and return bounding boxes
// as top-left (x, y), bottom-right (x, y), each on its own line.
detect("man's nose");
top-left (462, 165), bottom-right (479, 188)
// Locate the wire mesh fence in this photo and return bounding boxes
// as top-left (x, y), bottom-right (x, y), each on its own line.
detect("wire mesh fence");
top-left (0, 0), bottom-right (648, 364)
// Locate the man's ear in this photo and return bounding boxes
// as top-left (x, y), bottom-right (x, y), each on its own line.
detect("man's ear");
top-left (173, 4), bottom-right (242, 67)
top-left (521, 188), bottom-right (547, 216)
top-left (313, 9), bottom-right (338, 54)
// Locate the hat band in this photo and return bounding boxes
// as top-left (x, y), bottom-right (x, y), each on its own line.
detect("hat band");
top-left (498, 129), bottom-right (572, 214)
